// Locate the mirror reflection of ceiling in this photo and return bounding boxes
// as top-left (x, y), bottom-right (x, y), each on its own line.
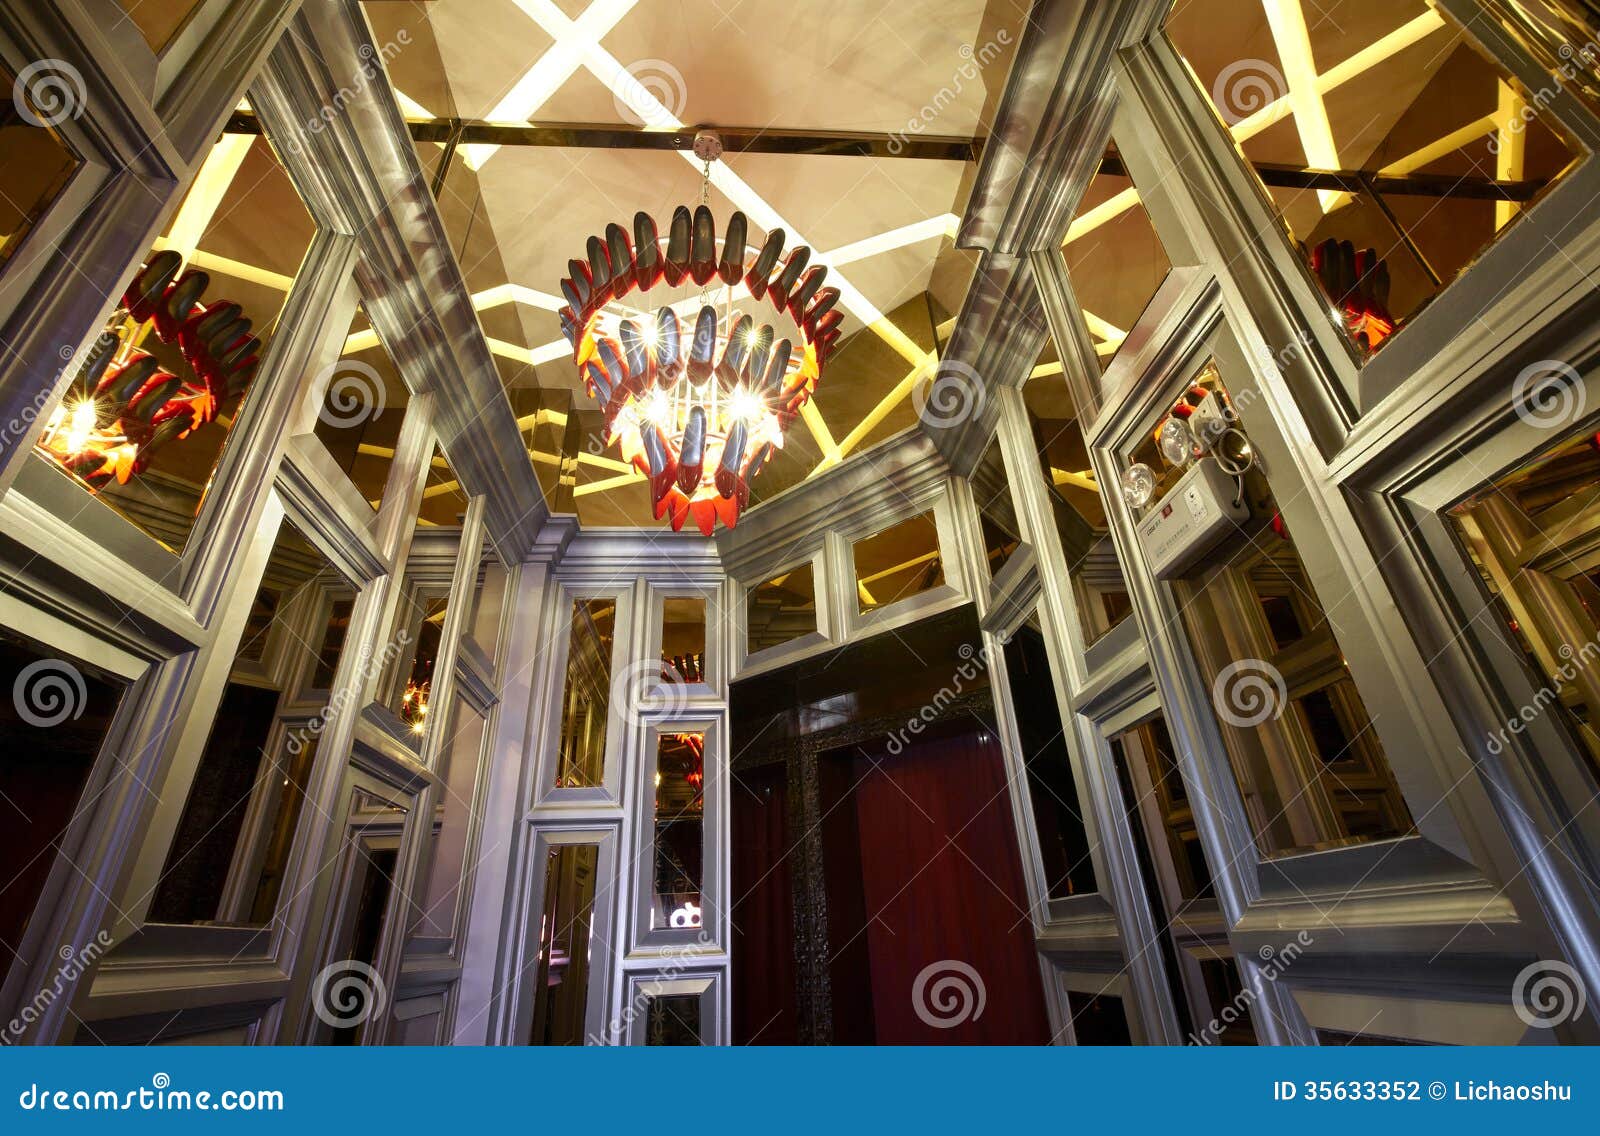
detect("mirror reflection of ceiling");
top-left (1165, 0), bottom-right (1581, 340)
top-left (359, 0), bottom-right (1029, 526)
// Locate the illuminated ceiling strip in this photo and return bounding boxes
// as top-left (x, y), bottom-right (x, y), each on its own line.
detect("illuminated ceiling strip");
top-left (357, 443), bottom-right (446, 466)
top-left (1053, 468), bottom-right (1098, 492)
top-left (809, 352), bottom-right (935, 477)
top-left (464, 0), bottom-right (641, 170)
top-left (799, 401), bottom-right (839, 460)
top-left (805, 319), bottom-right (957, 477)
top-left (159, 133), bottom-right (254, 263)
top-left (1063, 186), bottom-right (1140, 245)
top-left (517, 407), bottom-right (644, 475)
top-left (1082, 310), bottom-right (1125, 343)
top-left (1494, 86), bottom-right (1526, 230)
top-left (471, 283), bottom-right (568, 312)
top-left (395, 89), bottom-right (436, 120)
top-left (1066, 11), bottom-right (1448, 246)
top-left (859, 549), bottom-right (940, 586)
top-left (449, 3), bottom-right (964, 488)
top-left (344, 326), bottom-right (570, 366)
top-left (1230, 10), bottom-right (1446, 145)
top-left (581, 451), bottom-right (635, 474)
top-left (575, 469), bottom-right (647, 496)
top-left (504, 1), bottom-right (927, 373)
top-left (820, 215), bottom-right (961, 266)
top-left (344, 328), bottom-right (380, 353)
top-left (1263, 0), bottom-right (1343, 211)
top-left (179, 249), bottom-right (294, 292)
top-left (1377, 115), bottom-right (1497, 177)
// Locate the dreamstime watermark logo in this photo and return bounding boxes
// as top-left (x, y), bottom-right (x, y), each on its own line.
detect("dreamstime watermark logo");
top-left (611, 657), bottom-right (691, 725)
top-left (12, 59), bottom-right (86, 127)
top-left (301, 31), bottom-right (411, 142)
top-left (912, 960), bottom-right (986, 1029)
top-left (312, 959), bottom-right (387, 1030)
top-left (13, 658), bottom-right (87, 728)
top-left (1211, 58), bottom-right (1286, 125)
top-left (3, 342), bottom-right (85, 454)
top-left (1486, 629), bottom-right (1600, 755)
top-left (885, 642), bottom-right (993, 755)
top-left (1513, 959), bottom-right (1587, 1030)
top-left (888, 31), bottom-right (1012, 154)
top-left (1189, 931), bottom-right (1313, 1044)
top-left (1211, 658), bottom-right (1286, 729)
top-left (614, 59), bottom-right (687, 127)
top-left (1488, 38), bottom-right (1598, 155)
top-left (285, 630), bottom-right (410, 756)
top-left (317, 359), bottom-right (387, 429)
top-left (1511, 359), bottom-right (1585, 431)
top-left (912, 360), bottom-right (985, 430)
top-left (1252, 328), bottom-right (1316, 383)
top-left (1, 930), bottom-right (113, 1044)
top-left (588, 927), bottom-right (715, 1043)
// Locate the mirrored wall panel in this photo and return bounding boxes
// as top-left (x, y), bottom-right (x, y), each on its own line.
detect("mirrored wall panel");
top-left (851, 511), bottom-right (944, 614)
top-left (314, 305), bottom-right (411, 511)
top-left (645, 993), bottom-right (702, 1046)
top-left (1111, 714), bottom-right (1215, 904)
top-left (0, 60), bottom-right (80, 266)
top-left (554, 598), bottom-right (616, 789)
top-left (662, 597), bottom-right (706, 685)
top-left (35, 126), bottom-right (315, 551)
top-left (388, 580), bottom-right (448, 736)
top-left (746, 562), bottom-right (817, 654)
top-left (1167, 1), bottom-right (1582, 360)
top-left (1003, 617), bottom-right (1098, 899)
top-left (0, 633), bottom-right (124, 986)
top-left (1449, 427), bottom-right (1600, 783)
top-left (1024, 363), bottom-right (1132, 645)
top-left (1063, 142), bottom-right (1174, 371)
top-left (973, 436), bottom-right (1021, 579)
top-left (1119, 357), bottom-right (1414, 856)
top-left (150, 516), bottom-right (358, 925)
top-left (412, 700), bottom-right (488, 940)
top-left (529, 843), bottom-right (599, 1045)
top-left (418, 445), bottom-right (471, 526)
top-left (652, 732), bottom-right (706, 931)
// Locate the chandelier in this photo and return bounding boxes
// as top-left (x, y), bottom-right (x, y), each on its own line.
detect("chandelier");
top-left (38, 250), bottom-right (259, 486)
top-left (557, 138), bottom-right (840, 535)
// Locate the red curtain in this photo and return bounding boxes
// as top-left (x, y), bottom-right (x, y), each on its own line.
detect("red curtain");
top-left (730, 763), bottom-right (797, 1043)
top-left (844, 726), bottom-right (1050, 1045)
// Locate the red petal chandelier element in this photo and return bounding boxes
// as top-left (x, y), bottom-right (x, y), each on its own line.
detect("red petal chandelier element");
top-left (38, 249), bottom-right (260, 487)
top-left (557, 196), bottom-right (840, 535)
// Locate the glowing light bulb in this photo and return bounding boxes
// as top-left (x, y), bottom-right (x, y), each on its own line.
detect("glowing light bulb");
top-left (64, 398), bottom-right (98, 454)
top-left (726, 387), bottom-right (763, 424)
top-left (641, 388), bottom-right (671, 427)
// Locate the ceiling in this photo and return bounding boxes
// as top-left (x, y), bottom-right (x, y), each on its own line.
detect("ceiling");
top-left (361, 0), bottom-right (1032, 525)
top-left (101, 0), bottom-right (1575, 544)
